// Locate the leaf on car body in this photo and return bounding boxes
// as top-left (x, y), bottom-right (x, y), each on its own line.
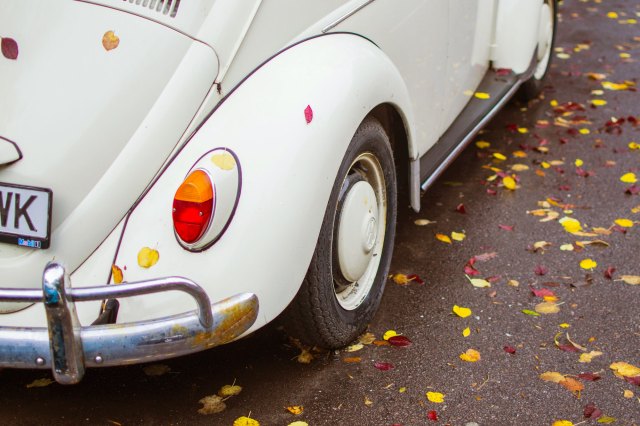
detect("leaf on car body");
top-left (102, 30), bottom-right (120, 51)
top-left (1, 37), bottom-right (19, 60)
top-left (137, 247), bottom-right (159, 268)
top-left (304, 105), bottom-right (313, 124)
top-left (111, 265), bottom-right (124, 284)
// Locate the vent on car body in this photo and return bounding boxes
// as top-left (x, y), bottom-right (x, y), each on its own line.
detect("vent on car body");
top-left (122, 0), bottom-right (181, 18)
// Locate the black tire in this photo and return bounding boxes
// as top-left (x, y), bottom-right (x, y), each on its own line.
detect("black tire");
top-left (518, 0), bottom-right (557, 101)
top-left (284, 117), bottom-right (397, 349)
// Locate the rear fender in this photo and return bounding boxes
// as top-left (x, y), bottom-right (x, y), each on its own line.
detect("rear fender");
top-left (111, 33), bottom-right (415, 332)
top-left (492, 0), bottom-right (543, 73)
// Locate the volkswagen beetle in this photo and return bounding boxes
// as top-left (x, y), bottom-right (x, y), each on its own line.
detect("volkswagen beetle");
top-left (0, 0), bottom-right (555, 384)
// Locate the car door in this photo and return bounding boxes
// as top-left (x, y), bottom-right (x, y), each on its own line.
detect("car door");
top-left (441, 0), bottom-right (495, 128)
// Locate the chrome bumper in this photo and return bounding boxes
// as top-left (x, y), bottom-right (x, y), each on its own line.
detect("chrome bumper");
top-left (0, 262), bottom-right (259, 384)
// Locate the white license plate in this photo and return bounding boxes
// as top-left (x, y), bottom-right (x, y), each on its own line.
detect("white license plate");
top-left (0, 182), bottom-right (52, 249)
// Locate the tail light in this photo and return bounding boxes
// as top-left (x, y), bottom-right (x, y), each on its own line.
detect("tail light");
top-left (172, 169), bottom-right (214, 244)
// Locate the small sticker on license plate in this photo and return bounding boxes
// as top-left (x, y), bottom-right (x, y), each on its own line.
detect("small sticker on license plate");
top-left (0, 182), bottom-right (52, 249)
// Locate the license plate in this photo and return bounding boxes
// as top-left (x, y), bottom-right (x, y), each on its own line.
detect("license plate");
top-left (0, 182), bottom-right (52, 249)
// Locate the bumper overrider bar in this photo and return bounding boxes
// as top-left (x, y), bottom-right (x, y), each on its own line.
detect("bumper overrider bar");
top-left (0, 262), bottom-right (259, 384)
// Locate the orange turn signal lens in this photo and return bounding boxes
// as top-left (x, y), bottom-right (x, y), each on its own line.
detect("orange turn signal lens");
top-left (172, 170), bottom-right (214, 244)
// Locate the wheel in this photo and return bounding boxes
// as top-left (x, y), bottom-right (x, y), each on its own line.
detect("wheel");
top-left (284, 117), bottom-right (397, 349)
top-left (518, 0), bottom-right (556, 101)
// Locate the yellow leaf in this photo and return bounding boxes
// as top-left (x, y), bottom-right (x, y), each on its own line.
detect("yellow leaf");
top-left (503, 176), bottom-right (517, 190)
top-left (541, 161), bottom-right (551, 169)
top-left (474, 92), bottom-right (490, 100)
top-left (451, 231), bottom-right (466, 242)
top-left (469, 278), bottom-right (491, 288)
top-left (111, 265), bottom-right (123, 284)
top-left (603, 81), bottom-right (628, 91)
top-left (26, 378), bottom-right (54, 388)
top-left (579, 128), bottom-right (590, 135)
top-left (459, 348), bottom-right (481, 362)
top-left (233, 416), bottom-right (260, 426)
top-left (580, 258), bottom-right (597, 270)
top-left (436, 233), bottom-right (452, 244)
top-left (297, 348), bottom-right (313, 364)
top-left (426, 391), bottom-right (445, 403)
top-left (513, 150), bottom-right (528, 158)
top-left (511, 164), bottom-right (529, 172)
top-left (629, 142), bottom-right (640, 150)
top-left (556, 53), bottom-right (570, 59)
top-left (493, 152), bottom-right (507, 161)
top-left (211, 152), bottom-right (236, 170)
top-left (518, 127), bottom-right (529, 134)
top-left (559, 217), bottom-right (582, 233)
top-left (342, 357), bottom-right (361, 363)
top-left (399, 387), bottom-right (407, 393)
top-left (102, 30), bottom-right (120, 51)
top-left (218, 384), bottom-right (242, 397)
top-left (550, 99), bottom-right (559, 107)
top-left (535, 302), bottom-right (560, 314)
top-left (590, 99), bottom-right (607, 106)
top-left (540, 371), bottom-right (565, 383)
top-left (614, 218), bottom-right (634, 227)
top-left (624, 389), bottom-right (634, 398)
top-left (358, 332), bottom-right (376, 345)
top-left (392, 273), bottom-right (409, 285)
top-left (452, 305), bottom-right (472, 318)
top-left (414, 218), bottom-right (436, 226)
top-left (579, 351), bottom-right (603, 363)
top-left (560, 244), bottom-right (574, 251)
top-left (610, 361), bottom-right (640, 378)
top-left (575, 159), bottom-right (584, 167)
top-left (607, 11), bottom-right (618, 18)
top-left (507, 279), bottom-right (519, 287)
top-left (462, 327), bottom-right (471, 337)
top-left (620, 172), bottom-right (638, 183)
top-left (475, 141), bottom-right (490, 149)
top-left (620, 52), bottom-right (631, 59)
top-left (345, 343), bottom-right (364, 352)
top-left (552, 421), bottom-right (574, 426)
top-left (559, 323), bottom-right (571, 328)
top-left (137, 247), bottom-right (159, 268)
top-left (383, 330), bottom-right (398, 340)
top-left (364, 396), bottom-right (373, 406)
top-left (286, 406), bottom-right (304, 415)
top-left (618, 275), bottom-right (640, 285)
top-left (288, 422), bottom-right (309, 426)
top-left (198, 395), bottom-right (226, 415)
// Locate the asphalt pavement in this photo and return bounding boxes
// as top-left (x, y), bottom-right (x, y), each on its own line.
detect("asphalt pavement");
top-left (0, 0), bottom-right (638, 424)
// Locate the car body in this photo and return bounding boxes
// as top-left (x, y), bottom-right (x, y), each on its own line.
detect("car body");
top-left (0, 0), bottom-right (554, 383)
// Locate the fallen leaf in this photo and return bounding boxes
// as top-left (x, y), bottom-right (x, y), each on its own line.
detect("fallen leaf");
top-left (388, 335), bottom-right (412, 347)
top-left (426, 391), bottom-right (445, 403)
top-left (364, 396), bottom-right (373, 406)
top-left (540, 371), bottom-right (565, 383)
top-left (560, 217), bottom-right (583, 233)
top-left (286, 406), bottom-right (303, 415)
top-left (198, 395), bottom-right (226, 415)
top-left (493, 152), bottom-right (507, 161)
top-left (578, 373), bottom-right (601, 381)
top-left (219, 384), bottom-right (242, 397)
top-left (137, 247), bottom-right (159, 268)
top-left (459, 349), bottom-right (481, 362)
top-left (580, 259), bottom-right (597, 270)
top-left (535, 302), bottom-right (560, 314)
top-left (503, 176), bottom-right (517, 190)
top-left (288, 422), bottom-right (309, 426)
top-left (474, 92), bottom-right (490, 99)
top-left (233, 416), bottom-right (259, 426)
top-left (604, 266), bottom-right (616, 279)
top-left (610, 361), bottom-right (640, 378)
top-left (462, 327), bottom-right (471, 337)
top-left (504, 346), bottom-right (516, 354)
top-left (358, 333), bottom-right (376, 344)
top-left (102, 30), bottom-right (120, 51)
top-left (343, 357), bottom-right (361, 363)
top-left (427, 410), bottom-right (438, 421)
top-left (143, 364), bottom-right (170, 376)
top-left (392, 273), bottom-right (410, 285)
top-left (304, 105), bottom-right (313, 124)
top-left (1, 37), bottom-right (19, 60)
top-left (620, 172), bottom-right (638, 183)
top-left (451, 231), bottom-right (466, 241)
top-left (614, 218), bottom-right (633, 228)
top-left (111, 265), bottom-right (123, 284)
top-left (579, 351), bottom-right (603, 363)
top-left (560, 377), bottom-right (584, 396)
top-left (453, 305), bottom-right (472, 318)
top-left (26, 378), bottom-right (54, 388)
top-left (560, 244), bottom-right (574, 251)
top-left (522, 309), bottom-right (540, 316)
top-left (475, 141), bottom-right (490, 149)
top-left (456, 203), bottom-right (466, 214)
top-left (468, 276), bottom-right (491, 288)
top-left (297, 348), bottom-right (313, 364)
top-left (552, 421), bottom-right (573, 426)
top-left (584, 401), bottom-right (603, 419)
top-left (383, 330), bottom-right (398, 340)
top-left (597, 416), bottom-right (616, 424)
top-left (534, 265), bottom-right (548, 276)
top-left (436, 233), bottom-right (452, 244)
top-left (617, 275), bottom-right (640, 285)
top-left (414, 218), bottom-right (436, 226)
top-left (373, 361), bottom-right (394, 371)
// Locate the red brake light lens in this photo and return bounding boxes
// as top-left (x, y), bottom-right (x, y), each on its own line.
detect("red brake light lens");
top-left (172, 170), bottom-right (214, 244)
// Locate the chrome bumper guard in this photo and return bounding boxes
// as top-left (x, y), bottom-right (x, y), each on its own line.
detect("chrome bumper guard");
top-left (0, 262), bottom-right (259, 385)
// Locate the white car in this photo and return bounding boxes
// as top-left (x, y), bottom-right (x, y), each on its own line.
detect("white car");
top-left (0, 0), bottom-right (555, 384)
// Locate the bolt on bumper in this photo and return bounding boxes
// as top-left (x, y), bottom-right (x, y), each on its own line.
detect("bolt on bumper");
top-left (0, 262), bottom-right (259, 384)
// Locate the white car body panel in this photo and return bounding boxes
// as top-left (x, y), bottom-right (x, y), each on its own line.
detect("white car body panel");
top-left (0, 0), bottom-right (549, 375)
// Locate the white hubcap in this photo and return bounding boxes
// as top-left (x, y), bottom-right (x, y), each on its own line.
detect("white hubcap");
top-left (337, 180), bottom-right (379, 282)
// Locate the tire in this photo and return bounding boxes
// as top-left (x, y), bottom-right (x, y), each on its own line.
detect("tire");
top-left (518, 0), bottom-right (557, 101)
top-left (284, 117), bottom-right (397, 349)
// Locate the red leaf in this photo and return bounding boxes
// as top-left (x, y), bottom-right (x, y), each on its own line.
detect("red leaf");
top-left (503, 345), bottom-right (516, 354)
top-left (455, 203), bottom-right (466, 214)
top-left (498, 224), bottom-right (514, 231)
top-left (558, 344), bottom-right (580, 353)
top-left (1, 37), bottom-right (18, 60)
top-left (626, 185), bottom-right (640, 195)
top-left (604, 266), bottom-right (616, 279)
top-left (304, 105), bottom-right (313, 124)
top-left (474, 252), bottom-right (498, 262)
top-left (496, 68), bottom-right (512, 76)
top-left (388, 335), bottom-right (412, 347)
top-left (486, 188), bottom-right (497, 195)
top-left (373, 361), bottom-right (394, 371)
top-left (486, 275), bottom-right (501, 283)
top-left (464, 264), bottom-right (480, 276)
top-left (625, 376), bottom-right (640, 386)
top-left (534, 265), bottom-right (548, 276)
top-left (584, 402), bottom-right (603, 419)
top-left (578, 373), bottom-right (601, 381)
top-left (530, 286), bottom-right (555, 298)
top-left (427, 410), bottom-right (438, 421)
top-left (558, 185), bottom-right (571, 191)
